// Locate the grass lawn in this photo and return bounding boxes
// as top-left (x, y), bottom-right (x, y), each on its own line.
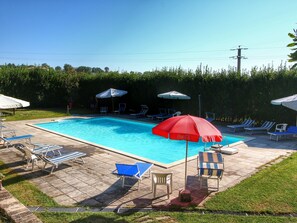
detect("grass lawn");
top-left (0, 109), bottom-right (297, 222)
top-left (1, 108), bottom-right (67, 121)
top-left (2, 107), bottom-right (94, 121)
top-left (204, 152), bottom-right (297, 213)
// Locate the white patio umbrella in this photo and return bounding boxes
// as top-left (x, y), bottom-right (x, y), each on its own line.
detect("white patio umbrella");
top-left (0, 94), bottom-right (30, 109)
top-left (157, 91), bottom-right (191, 100)
top-left (96, 88), bottom-right (128, 111)
top-left (157, 91), bottom-right (190, 113)
top-left (96, 88), bottom-right (128, 99)
top-left (271, 94), bottom-right (297, 125)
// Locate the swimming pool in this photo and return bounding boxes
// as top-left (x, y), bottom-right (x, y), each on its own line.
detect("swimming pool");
top-left (34, 117), bottom-right (245, 167)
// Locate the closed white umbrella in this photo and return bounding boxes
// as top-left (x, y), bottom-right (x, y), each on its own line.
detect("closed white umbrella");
top-left (0, 94), bottom-right (30, 109)
top-left (271, 94), bottom-right (297, 125)
top-left (157, 91), bottom-right (191, 100)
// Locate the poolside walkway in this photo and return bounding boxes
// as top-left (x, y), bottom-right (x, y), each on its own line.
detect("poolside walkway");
top-left (0, 116), bottom-right (296, 211)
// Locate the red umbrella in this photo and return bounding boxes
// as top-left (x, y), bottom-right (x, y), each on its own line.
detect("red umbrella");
top-left (152, 115), bottom-right (222, 188)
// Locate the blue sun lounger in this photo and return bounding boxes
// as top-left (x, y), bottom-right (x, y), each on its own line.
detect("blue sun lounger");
top-left (114, 162), bottom-right (153, 189)
top-left (205, 112), bottom-right (215, 122)
top-left (130, 105), bottom-right (149, 118)
top-left (227, 119), bottom-right (255, 132)
top-left (147, 108), bottom-right (167, 119)
top-left (268, 126), bottom-right (297, 141)
top-left (1, 134), bottom-right (33, 148)
top-left (244, 121), bottom-right (275, 135)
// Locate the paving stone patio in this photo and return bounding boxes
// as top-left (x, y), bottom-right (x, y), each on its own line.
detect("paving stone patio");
top-left (0, 116), bottom-right (296, 210)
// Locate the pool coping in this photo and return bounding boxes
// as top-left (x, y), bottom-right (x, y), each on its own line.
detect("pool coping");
top-left (27, 116), bottom-right (255, 169)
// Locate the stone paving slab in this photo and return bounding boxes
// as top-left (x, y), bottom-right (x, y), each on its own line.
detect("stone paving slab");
top-left (0, 117), bottom-right (296, 211)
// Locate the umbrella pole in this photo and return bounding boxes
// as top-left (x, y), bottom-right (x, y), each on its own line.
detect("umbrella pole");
top-left (184, 140), bottom-right (188, 189)
top-left (112, 97), bottom-right (114, 112)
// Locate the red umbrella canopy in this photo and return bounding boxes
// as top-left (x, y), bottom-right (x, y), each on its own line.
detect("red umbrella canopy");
top-left (152, 115), bottom-right (222, 143)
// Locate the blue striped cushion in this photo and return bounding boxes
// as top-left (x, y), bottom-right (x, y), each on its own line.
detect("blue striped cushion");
top-left (199, 152), bottom-right (223, 163)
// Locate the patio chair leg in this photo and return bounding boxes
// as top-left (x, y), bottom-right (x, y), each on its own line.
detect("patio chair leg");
top-left (32, 159), bottom-right (35, 170)
top-left (80, 157), bottom-right (85, 164)
top-left (199, 177), bottom-right (203, 188)
top-left (216, 178), bottom-right (219, 191)
top-left (167, 185), bottom-right (170, 199)
top-left (26, 160), bottom-right (30, 169)
top-left (50, 166), bottom-right (56, 174)
top-left (122, 177), bottom-right (125, 188)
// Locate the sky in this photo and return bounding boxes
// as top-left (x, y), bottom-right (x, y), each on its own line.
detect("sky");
top-left (0, 0), bottom-right (296, 73)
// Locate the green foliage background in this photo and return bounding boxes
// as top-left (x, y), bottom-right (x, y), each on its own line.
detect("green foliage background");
top-left (1, 65), bottom-right (297, 125)
top-left (287, 29), bottom-right (297, 69)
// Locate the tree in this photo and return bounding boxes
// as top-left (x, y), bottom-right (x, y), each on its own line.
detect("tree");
top-left (104, 67), bottom-right (109, 72)
top-left (41, 63), bottom-right (50, 69)
top-left (287, 28), bottom-right (297, 69)
top-left (55, 66), bottom-right (62, 71)
top-left (76, 66), bottom-right (92, 73)
top-left (64, 64), bottom-right (76, 74)
top-left (92, 67), bottom-right (103, 73)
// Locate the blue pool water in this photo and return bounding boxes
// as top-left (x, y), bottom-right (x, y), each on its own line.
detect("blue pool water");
top-left (34, 117), bottom-right (244, 165)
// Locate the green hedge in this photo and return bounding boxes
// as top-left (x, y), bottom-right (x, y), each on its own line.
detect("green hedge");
top-left (0, 65), bottom-right (297, 125)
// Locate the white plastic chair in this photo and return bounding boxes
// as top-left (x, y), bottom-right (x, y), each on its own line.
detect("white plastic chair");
top-left (275, 123), bottom-right (288, 132)
top-left (151, 172), bottom-right (173, 199)
top-left (172, 111), bottom-right (181, 117)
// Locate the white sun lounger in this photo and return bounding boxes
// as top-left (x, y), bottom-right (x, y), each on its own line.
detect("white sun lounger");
top-left (32, 144), bottom-right (63, 156)
top-left (0, 125), bottom-right (16, 137)
top-left (34, 150), bottom-right (87, 174)
top-left (211, 144), bottom-right (239, 155)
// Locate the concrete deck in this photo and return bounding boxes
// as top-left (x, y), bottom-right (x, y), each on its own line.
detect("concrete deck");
top-left (0, 116), bottom-right (296, 210)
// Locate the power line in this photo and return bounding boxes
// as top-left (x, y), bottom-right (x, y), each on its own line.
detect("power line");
top-left (230, 45), bottom-right (248, 74)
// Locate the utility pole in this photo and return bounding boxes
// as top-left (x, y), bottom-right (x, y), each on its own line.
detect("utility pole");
top-left (230, 45), bottom-right (248, 74)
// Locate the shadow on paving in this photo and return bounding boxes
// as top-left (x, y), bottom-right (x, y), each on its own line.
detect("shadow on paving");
top-left (78, 175), bottom-right (211, 211)
top-left (79, 178), bottom-right (141, 207)
top-left (151, 175), bottom-right (211, 210)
